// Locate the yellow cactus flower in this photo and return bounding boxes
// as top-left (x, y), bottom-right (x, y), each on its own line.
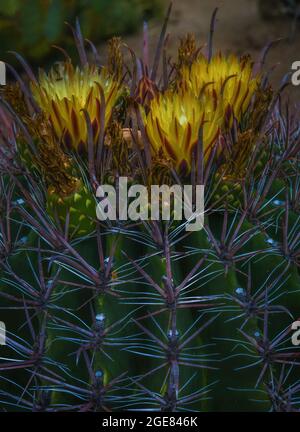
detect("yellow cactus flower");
top-left (179, 53), bottom-right (260, 124)
top-left (144, 91), bottom-right (223, 173)
top-left (31, 62), bottom-right (122, 153)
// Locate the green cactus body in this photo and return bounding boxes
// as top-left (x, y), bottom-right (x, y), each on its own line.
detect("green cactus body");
top-left (1, 6), bottom-right (300, 413)
top-left (46, 185), bottom-right (96, 237)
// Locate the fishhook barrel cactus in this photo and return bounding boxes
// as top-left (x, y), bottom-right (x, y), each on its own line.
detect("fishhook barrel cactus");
top-left (0, 3), bottom-right (299, 412)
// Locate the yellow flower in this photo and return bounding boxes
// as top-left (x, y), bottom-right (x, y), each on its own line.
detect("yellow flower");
top-left (145, 91), bottom-right (223, 173)
top-left (179, 53), bottom-right (260, 124)
top-left (143, 53), bottom-right (260, 174)
top-left (31, 62), bottom-right (122, 153)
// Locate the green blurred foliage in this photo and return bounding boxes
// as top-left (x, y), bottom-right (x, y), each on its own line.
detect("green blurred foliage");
top-left (0, 0), bottom-right (162, 66)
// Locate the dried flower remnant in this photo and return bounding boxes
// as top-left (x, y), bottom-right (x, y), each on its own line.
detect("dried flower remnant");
top-left (176, 33), bottom-right (199, 69)
top-left (107, 37), bottom-right (124, 81)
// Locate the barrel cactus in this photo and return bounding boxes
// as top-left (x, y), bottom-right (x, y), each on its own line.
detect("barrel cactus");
top-left (0, 4), bottom-right (299, 412)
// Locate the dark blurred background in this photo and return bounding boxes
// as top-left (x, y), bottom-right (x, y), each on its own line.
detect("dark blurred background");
top-left (0, 0), bottom-right (299, 102)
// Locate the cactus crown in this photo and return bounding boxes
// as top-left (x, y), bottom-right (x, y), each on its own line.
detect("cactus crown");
top-left (0, 3), bottom-right (299, 413)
